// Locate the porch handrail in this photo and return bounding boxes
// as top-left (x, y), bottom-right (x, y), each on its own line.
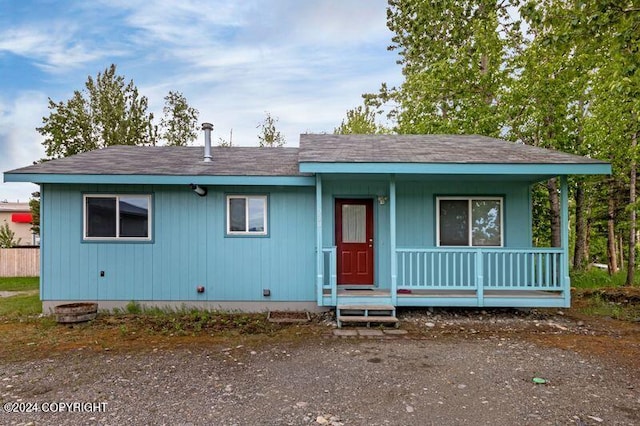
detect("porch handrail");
top-left (396, 247), bottom-right (564, 291)
top-left (321, 247), bottom-right (337, 305)
top-left (396, 247), bottom-right (564, 253)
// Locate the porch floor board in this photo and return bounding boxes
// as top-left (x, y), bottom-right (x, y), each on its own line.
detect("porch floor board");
top-left (336, 289), bottom-right (390, 297)
top-left (484, 290), bottom-right (563, 298)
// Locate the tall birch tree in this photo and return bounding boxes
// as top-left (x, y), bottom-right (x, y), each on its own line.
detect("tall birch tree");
top-left (368, 0), bottom-right (521, 137)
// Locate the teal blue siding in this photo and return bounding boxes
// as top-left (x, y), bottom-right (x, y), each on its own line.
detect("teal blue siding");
top-left (396, 180), bottom-right (531, 248)
top-left (42, 184), bottom-right (316, 302)
top-left (41, 176), bottom-right (536, 304)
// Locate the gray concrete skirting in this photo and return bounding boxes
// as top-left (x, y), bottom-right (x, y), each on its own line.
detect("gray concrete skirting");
top-left (42, 300), bottom-right (329, 314)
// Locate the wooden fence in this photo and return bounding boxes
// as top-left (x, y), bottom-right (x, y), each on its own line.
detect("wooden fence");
top-left (0, 248), bottom-right (40, 277)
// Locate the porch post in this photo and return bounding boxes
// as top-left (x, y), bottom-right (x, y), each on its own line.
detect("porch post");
top-left (390, 174), bottom-right (397, 305)
top-left (560, 175), bottom-right (571, 307)
top-left (316, 174), bottom-right (324, 306)
top-left (476, 250), bottom-right (484, 307)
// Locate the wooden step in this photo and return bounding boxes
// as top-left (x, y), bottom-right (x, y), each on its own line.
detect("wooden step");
top-left (337, 315), bottom-right (399, 323)
top-left (336, 304), bottom-right (398, 328)
top-left (337, 304), bottom-right (395, 311)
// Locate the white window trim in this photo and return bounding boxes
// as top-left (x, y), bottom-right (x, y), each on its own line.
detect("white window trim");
top-left (83, 194), bottom-right (152, 241)
top-left (436, 196), bottom-right (503, 248)
top-left (226, 195), bottom-right (268, 236)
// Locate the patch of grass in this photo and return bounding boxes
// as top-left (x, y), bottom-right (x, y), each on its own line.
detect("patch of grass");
top-left (139, 309), bottom-right (275, 336)
top-left (0, 312), bottom-right (324, 363)
top-left (99, 305), bottom-right (282, 336)
top-left (0, 277), bottom-right (39, 292)
top-left (0, 294), bottom-right (42, 317)
top-left (570, 268), bottom-right (634, 289)
top-left (576, 293), bottom-right (640, 321)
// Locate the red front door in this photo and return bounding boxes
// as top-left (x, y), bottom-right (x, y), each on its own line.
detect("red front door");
top-left (335, 199), bottom-right (374, 285)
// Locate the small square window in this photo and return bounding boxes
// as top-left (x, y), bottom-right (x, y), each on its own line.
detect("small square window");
top-left (437, 197), bottom-right (502, 247)
top-left (226, 195), bottom-right (267, 235)
top-left (84, 194), bottom-right (151, 241)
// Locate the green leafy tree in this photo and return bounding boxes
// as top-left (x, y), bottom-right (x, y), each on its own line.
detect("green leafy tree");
top-left (585, 50), bottom-right (639, 282)
top-left (334, 105), bottom-right (384, 134)
top-left (594, 8), bottom-right (639, 285)
top-left (217, 137), bottom-right (233, 147)
top-left (505, 1), bottom-right (593, 250)
top-left (366, 0), bottom-right (521, 136)
top-left (217, 129), bottom-right (234, 147)
top-left (38, 64), bottom-right (157, 158)
top-left (29, 191), bottom-right (40, 236)
top-left (0, 223), bottom-right (21, 248)
top-left (38, 64), bottom-right (201, 157)
top-left (368, 0), bottom-right (639, 282)
top-left (552, 0), bottom-right (640, 283)
top-left (257, 112), bottom-right (285, 147)
top-left (159, 91), bottom-right (199, 146)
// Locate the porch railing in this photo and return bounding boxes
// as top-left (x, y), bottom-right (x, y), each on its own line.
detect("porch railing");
top-left (322, 247), bottom-right (337, 305)
top-left (396, 248), bottom-right (564, 291)
top-left (319, 247), bottom-right (566, 306)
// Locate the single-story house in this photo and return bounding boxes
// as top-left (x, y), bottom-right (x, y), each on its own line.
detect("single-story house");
top-left (3, 130), bottom-right (610, 320)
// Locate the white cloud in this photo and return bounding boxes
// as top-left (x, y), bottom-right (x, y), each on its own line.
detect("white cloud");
top-left (239, 1), bottom-right (391, 46)
top-left (0, 0), bottom-right (402, 200)
top-left (93, 0), bottom-right (392, 70)
top-left (0, 92), bottom-right (47, 202)
top-left (123, 0), bottom-right (400, 147)
top-left (0, 25), bottom-right (121, 73)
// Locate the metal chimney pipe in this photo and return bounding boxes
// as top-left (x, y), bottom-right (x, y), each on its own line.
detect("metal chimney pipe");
top-left (201, 122), bottom-right (214, 162)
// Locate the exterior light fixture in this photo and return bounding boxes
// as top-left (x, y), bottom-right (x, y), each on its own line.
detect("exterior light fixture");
top-left (377, 195), bottom-right (388, 205)
top-left (190, 184), bottom-right (207, 197)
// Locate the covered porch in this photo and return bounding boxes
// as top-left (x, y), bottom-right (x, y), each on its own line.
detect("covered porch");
top-left (300, 134), bottom-right (611, 312)
top-left (315, 174), bottom-right (571, 309)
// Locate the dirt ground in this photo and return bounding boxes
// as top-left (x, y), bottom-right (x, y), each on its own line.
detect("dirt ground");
top-left (0, 289), bottom-right (639, 425)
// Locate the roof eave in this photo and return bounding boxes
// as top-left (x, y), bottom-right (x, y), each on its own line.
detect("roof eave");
top-left (3, 173), bottom-right (316, 187)
top-left (298, 162), bottom-right (612, 175)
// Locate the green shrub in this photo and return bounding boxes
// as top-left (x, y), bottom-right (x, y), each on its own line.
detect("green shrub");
top-left (570, 268), bottom-right (632, 289)
top-left (0, 223), bottom-right (21, 248)
top-left (125, 301), bottom-right (142, 314)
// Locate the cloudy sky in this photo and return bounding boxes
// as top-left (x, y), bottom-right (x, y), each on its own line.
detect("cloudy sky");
top-left (0, 0), bottom-right (401, 202)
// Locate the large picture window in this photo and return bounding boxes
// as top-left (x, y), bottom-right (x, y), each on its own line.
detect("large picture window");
top-left (437, 197), bottom-right (502, 247)
top-left (226, 195), bottom-right (268, 235)
top-left (84, 195), bottom-right (151, 241)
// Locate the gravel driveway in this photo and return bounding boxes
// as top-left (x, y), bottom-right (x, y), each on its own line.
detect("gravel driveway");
top-left (1, 334), bottom-right (638, 425)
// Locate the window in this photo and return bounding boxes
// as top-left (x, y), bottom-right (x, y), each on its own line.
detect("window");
top-left (84, 195), bottom-right (151, 241)
top-left (341, 204), bottom-right (366, 243)
top-left (226, 195), bottom-right (267, 235)
top-left (437, 197), bottom-right (502, 247)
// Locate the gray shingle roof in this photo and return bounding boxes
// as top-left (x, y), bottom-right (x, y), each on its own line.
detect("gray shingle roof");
top-left (7, 146), bottom-right (305, 176)
top-left (299, 134), bottom-right (607, 164)
top-left (5, 135), bottom-right (607, 178)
